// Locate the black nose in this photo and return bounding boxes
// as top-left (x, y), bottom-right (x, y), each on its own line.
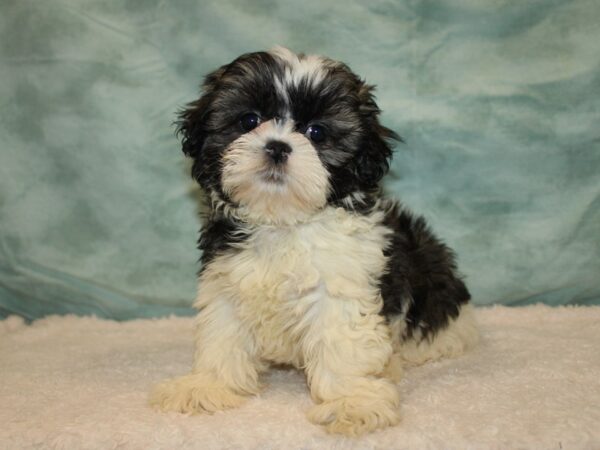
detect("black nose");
top-left (264, 140), bottom-right (292, 164)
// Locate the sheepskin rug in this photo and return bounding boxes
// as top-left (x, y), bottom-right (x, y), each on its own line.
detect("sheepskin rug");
top-left (1, 305), bottom-right (599, 449)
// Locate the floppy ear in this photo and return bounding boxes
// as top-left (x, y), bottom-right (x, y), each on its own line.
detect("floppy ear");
top-left (177, 95), bottom-right (212, 158)
top-left (354, 83), bottom-right (401, 189)
top-left (176, 66), bottom-right (227, 158)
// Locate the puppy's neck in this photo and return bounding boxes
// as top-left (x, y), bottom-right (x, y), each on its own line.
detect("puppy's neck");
top-left (207, 190), bottom-right (329, 227)
top-left (205, 189), bottom-right (387, 228)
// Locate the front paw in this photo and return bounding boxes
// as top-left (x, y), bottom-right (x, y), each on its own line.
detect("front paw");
top-left (149, 373), bottom-right (247, 414)
top-left (307, 385), bottom-right (401, 436)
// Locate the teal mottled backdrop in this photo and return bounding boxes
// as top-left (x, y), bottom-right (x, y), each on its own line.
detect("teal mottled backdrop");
top-left (1, 0), bottom-right (599, 319)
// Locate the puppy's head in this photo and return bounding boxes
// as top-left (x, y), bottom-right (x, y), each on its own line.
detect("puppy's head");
top-left (178, 47), bottom-right (399, 224)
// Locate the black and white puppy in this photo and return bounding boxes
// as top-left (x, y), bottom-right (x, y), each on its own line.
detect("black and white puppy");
top-left (151, 47), bottom-right (478, 436)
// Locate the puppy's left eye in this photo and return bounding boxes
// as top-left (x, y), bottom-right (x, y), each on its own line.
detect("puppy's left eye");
top-left (306, 124), bottom-right (326, 143)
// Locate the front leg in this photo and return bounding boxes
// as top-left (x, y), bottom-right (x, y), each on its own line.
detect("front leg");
top-left (303, 299), bottom-right (401, 436)
top-left (150, 287), bottom-right (263, 414)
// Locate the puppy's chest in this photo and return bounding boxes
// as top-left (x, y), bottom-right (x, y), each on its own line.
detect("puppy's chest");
top-left (236, 211), bottom-right (385, 290)
top-left (223, 209), bottom-right (390, 347)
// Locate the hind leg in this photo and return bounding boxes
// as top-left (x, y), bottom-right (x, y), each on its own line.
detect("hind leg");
top-left (391, 304), bottom-right (479, 368)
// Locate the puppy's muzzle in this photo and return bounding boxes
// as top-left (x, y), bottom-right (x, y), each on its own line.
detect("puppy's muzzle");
top-left (265, 140), bottom-right (292, 164)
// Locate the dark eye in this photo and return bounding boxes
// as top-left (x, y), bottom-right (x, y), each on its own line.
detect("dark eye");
top-left (306, 124), bottom-right (326, 143)
top-left (239, 113), bottom-right (260, 132)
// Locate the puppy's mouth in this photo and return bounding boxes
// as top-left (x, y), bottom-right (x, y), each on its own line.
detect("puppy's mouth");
top-left (259, 164), bottom-right (287, 184)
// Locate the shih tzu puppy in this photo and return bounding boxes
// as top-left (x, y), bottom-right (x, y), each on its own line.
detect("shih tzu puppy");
top-left (150, 47), bottom-right (478, 436)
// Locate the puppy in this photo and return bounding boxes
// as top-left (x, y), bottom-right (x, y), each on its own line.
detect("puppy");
top-left (150, 47), bottom-right (478, 436)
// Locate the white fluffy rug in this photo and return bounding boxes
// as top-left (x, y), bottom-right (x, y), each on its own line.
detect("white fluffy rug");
top-left (1, 305), bottom-right (599, 449)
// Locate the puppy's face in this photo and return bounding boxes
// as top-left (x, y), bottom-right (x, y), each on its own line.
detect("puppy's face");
top-left (179, 47), bottom-right (398, 224)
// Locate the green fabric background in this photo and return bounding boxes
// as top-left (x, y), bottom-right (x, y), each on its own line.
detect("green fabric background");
top-left (1, 0), bottom-right (599, 320)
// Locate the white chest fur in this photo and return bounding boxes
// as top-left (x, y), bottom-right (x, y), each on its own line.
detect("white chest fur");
top-left (195, 207), bottom-right (391, 366)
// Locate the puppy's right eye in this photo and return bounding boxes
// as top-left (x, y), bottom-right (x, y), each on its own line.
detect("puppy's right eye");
top-left (239, 113), bottom-right (261, 132)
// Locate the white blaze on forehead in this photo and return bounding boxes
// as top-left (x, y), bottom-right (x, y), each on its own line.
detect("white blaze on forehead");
top-left (251, 117), bottom-right (295, 144)
top-left (269, 46), bottom-right (328, 94)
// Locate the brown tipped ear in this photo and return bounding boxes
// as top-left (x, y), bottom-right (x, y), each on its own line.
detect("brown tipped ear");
top-left (354, 83), bottom-right (401, 189)
top-left (176, 65), bottom-right (228, 158)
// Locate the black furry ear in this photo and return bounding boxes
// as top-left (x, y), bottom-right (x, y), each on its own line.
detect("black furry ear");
top-left (354, 83), bottom-right (401, 189)
top-left (356, 124), bottom-right (399, 189)
top-left (176, 66), bottom-right (227, 158)
top-left (177, 95), bottom-right (212, 158)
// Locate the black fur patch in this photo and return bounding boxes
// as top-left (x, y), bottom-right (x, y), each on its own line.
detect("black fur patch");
top-left (197, 216), bottom-right (248, 271)
top-left (378, 202), bottom-right (471, 340)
